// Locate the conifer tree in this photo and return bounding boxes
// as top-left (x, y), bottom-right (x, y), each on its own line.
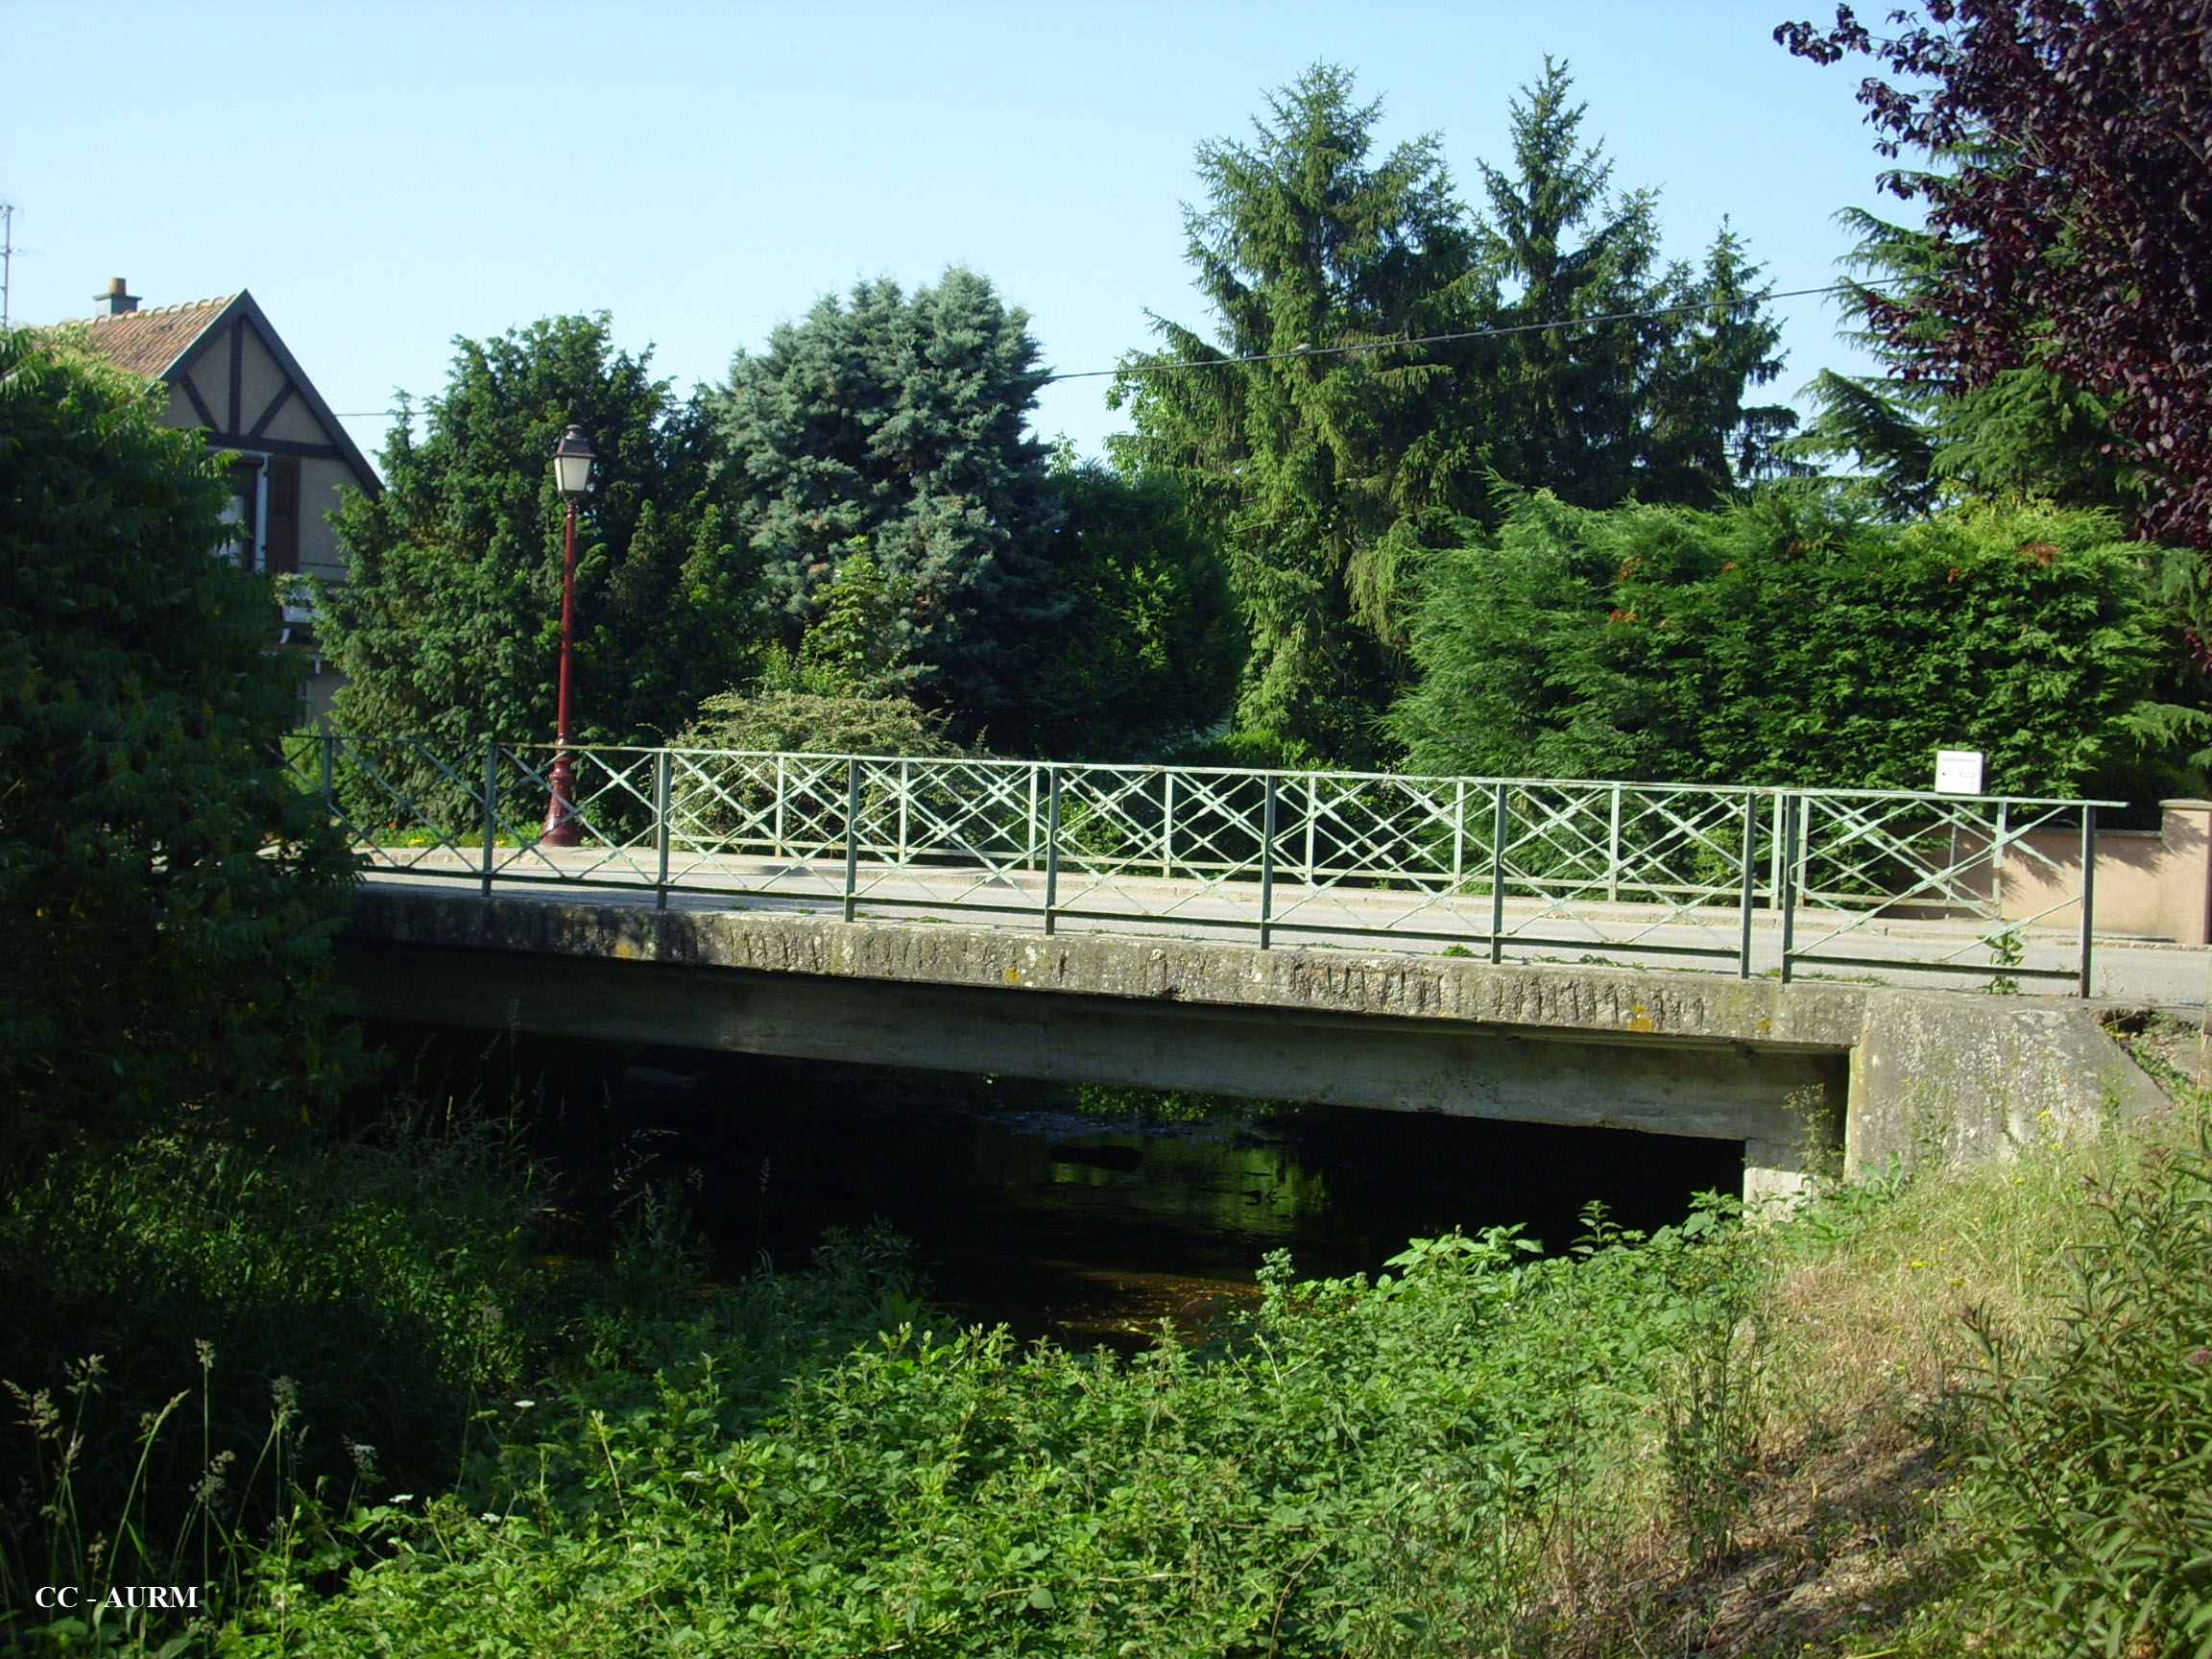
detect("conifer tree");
top-left (1388, 488), bottom-right (2200, 801)
top-left (718, 269), bottom-right (1063, 739)
top-left (1113, 64), bottom-right (1489, 763)
top-left (1118, 62), bottom-right (1790, 763)
top-left (1780, 1), bottom-right (2212, 546)
top-left (1474, 62), bottom-right (1791, 510)
top-left (1791, 198), bottom-right (2137, 518)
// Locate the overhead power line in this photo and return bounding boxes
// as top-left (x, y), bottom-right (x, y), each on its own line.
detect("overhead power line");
top-left (326, 277), bottom-right (1901, 420)
top-left (1068, 279), bottom-right (1906, 382)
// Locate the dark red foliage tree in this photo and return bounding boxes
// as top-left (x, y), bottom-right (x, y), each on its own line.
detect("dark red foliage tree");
top-left (1778, 1), bottom-right (2212, 547)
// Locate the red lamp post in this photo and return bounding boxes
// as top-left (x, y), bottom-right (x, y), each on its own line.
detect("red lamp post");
top-left (541, 423), bottom-right (594, 846)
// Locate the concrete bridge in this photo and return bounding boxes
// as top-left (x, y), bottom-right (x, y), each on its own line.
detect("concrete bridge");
top-left (338, 881), bottom-right (2166, 1201)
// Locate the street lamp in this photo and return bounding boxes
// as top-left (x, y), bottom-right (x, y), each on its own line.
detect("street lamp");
top-left (541, 423), bottom-right (594, 846)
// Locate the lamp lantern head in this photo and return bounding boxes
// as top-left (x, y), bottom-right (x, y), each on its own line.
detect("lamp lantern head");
top-left (552, 424), bottom-right (594, 500)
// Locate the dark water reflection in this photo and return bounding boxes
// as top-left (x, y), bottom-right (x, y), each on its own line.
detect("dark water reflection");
top-left (367, 1025), bottom-right (1743, 1350)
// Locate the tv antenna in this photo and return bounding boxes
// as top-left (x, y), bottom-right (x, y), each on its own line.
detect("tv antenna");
top-left (0, 201), bottom-right (13, 331)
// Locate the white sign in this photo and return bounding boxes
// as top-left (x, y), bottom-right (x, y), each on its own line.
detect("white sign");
top-left (1935, 749), bottom-right (1984, 795)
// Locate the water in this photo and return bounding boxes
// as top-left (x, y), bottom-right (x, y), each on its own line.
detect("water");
top-left (366, 1023), bottom-right (1743, 1349)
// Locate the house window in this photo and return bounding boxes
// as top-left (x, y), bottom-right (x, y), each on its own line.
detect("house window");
top-left (220, 455), bottom-right (263, 568)
top-left (216, 451), bottom-right (297, 572)
top-left (266, 457), bottom-right (301, 575)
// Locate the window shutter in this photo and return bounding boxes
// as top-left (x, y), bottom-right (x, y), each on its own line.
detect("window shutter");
top-left (268, 457), bottom-right (301, 574)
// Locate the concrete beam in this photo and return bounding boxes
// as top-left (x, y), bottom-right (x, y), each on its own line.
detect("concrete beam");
top-left (340, 937), bottom-right (1836, 1143)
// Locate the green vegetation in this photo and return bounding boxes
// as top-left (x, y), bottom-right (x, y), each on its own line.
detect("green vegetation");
top-left (1788, 194), bottom-right (2142, 526)
top-left (303, 54), bottom-right (2212, 799)
top-left (717, 268), bottom-right (1070, 746)
top-left (1114, 61), bottom-right (1790, 763)
top-left (18, 24), bottom-right (2212, 1654)
top-left (1013, 464), bottom-right (1244, 761)
top-left (1390, 489), bottom-right (2207, 799)
top-left (675, 685), bottom-right (973, 761)
top-left (1780, 2), bottom-right (2212, 552)
top-left (0, 330), bottom-right (357, 1131)
top-left (12, 1065), bottom-right (2212, 1656)
top-left (325, 314), bottom-right (751, 757)
top-left (0, 1110), bottom-right (913, 1655)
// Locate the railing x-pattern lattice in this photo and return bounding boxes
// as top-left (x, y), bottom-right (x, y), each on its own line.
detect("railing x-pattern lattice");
top-left (292, 734), bottom-right (2117, 992)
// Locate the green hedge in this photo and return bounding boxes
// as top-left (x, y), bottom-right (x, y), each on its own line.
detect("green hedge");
top-left (1387, 489), bottom-right (2210, 805)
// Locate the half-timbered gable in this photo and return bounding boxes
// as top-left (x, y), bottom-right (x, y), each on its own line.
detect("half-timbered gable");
top-left (74, 279), bottom-right (381, 720)
top-left (80, 282), bottom-right (379, 589)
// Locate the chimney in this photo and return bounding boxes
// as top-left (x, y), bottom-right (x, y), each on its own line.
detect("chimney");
top-left (97, 277), bottom-right (139, 317)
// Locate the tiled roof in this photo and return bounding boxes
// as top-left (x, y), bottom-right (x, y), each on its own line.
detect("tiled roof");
top-left (77, 296), bottom-right (234, 379)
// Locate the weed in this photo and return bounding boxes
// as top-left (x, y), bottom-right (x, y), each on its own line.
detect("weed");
top-left (0, 1348), bottom-right (314, 1655)
top-left (1786, 1082), bottom-right (1848, 1187)
top-left (1984, 924), bottom-right (2025, 995)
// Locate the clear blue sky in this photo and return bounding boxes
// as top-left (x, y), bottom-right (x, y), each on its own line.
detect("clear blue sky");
top-left (1, 0), bottom-right (1902, 471)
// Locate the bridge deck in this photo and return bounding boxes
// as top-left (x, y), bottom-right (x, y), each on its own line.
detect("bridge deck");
top-left (355, 854), bottom-right (2211, 1006)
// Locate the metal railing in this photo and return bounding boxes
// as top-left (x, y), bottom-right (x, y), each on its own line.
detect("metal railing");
top-left (290, 733), bottom-right (2119, 994)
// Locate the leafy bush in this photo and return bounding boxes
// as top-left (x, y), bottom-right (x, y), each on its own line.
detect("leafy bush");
top-left (325, 314), bottom-right (756, 756)
top-left (1006, 465), bottom-right (1242, 761)
top-left (0, 330), bottom-right (358, 1130)
top-left (222, 1202), bottom-right (1770, 1656)
top-left (675, 685), bottom-right (973, 759)
top-left (0, 1114), bottom-right (915, 1654)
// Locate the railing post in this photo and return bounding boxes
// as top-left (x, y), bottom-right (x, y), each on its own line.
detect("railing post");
top-left (1452, 781), bottom-right (1466, 894)
top-left (1304, 775), bottom-right (1316, 884)
top-left (1607, 782), bottom-right (1623, 903)
top-left (480, 738), bottom-right (498, 899)
top-left (1026, 764), bottom-right (1040, 874)
top-left (842, 757), bottom-right (860, 924)
top-left (1737, 790), bottom-right (1758, 978)
top-left (1259, 774), bottom-right (1278, 950)
top-left (1161, 770), bottom-right (1174, 879)
top-left (1044, 765), bottom-right (1061, 935)
top-left (1768, 789), bottom-right (1784, 905)
top-left (654, 748), bottom-right (672, 911)
top-left (1778, 793), bottom-right (1800, 983)
top-left (2079, 804), bottom-right (2098, 998)
top-left (898, 759), bottom-right (909, 867)
top-left (1489, 783), bottom-right (1508, 964)
top-left (774, 754), bottom-right (787, 863)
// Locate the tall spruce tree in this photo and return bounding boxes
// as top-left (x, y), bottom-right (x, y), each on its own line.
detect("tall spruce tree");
top-left (325, 315), bottom-right (751, 764)
top-left (1112, 64), bottom-right (1490, 764)
top-left (1474, 61), bottom-right (1791, 509)
top-left (717, 269), bottom-right (1062, 740)
top-left (1117, 62), bottom-right (1790, 764)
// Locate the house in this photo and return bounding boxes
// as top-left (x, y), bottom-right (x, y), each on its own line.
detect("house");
top-left (74, 277), bottom-right (380, 721)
